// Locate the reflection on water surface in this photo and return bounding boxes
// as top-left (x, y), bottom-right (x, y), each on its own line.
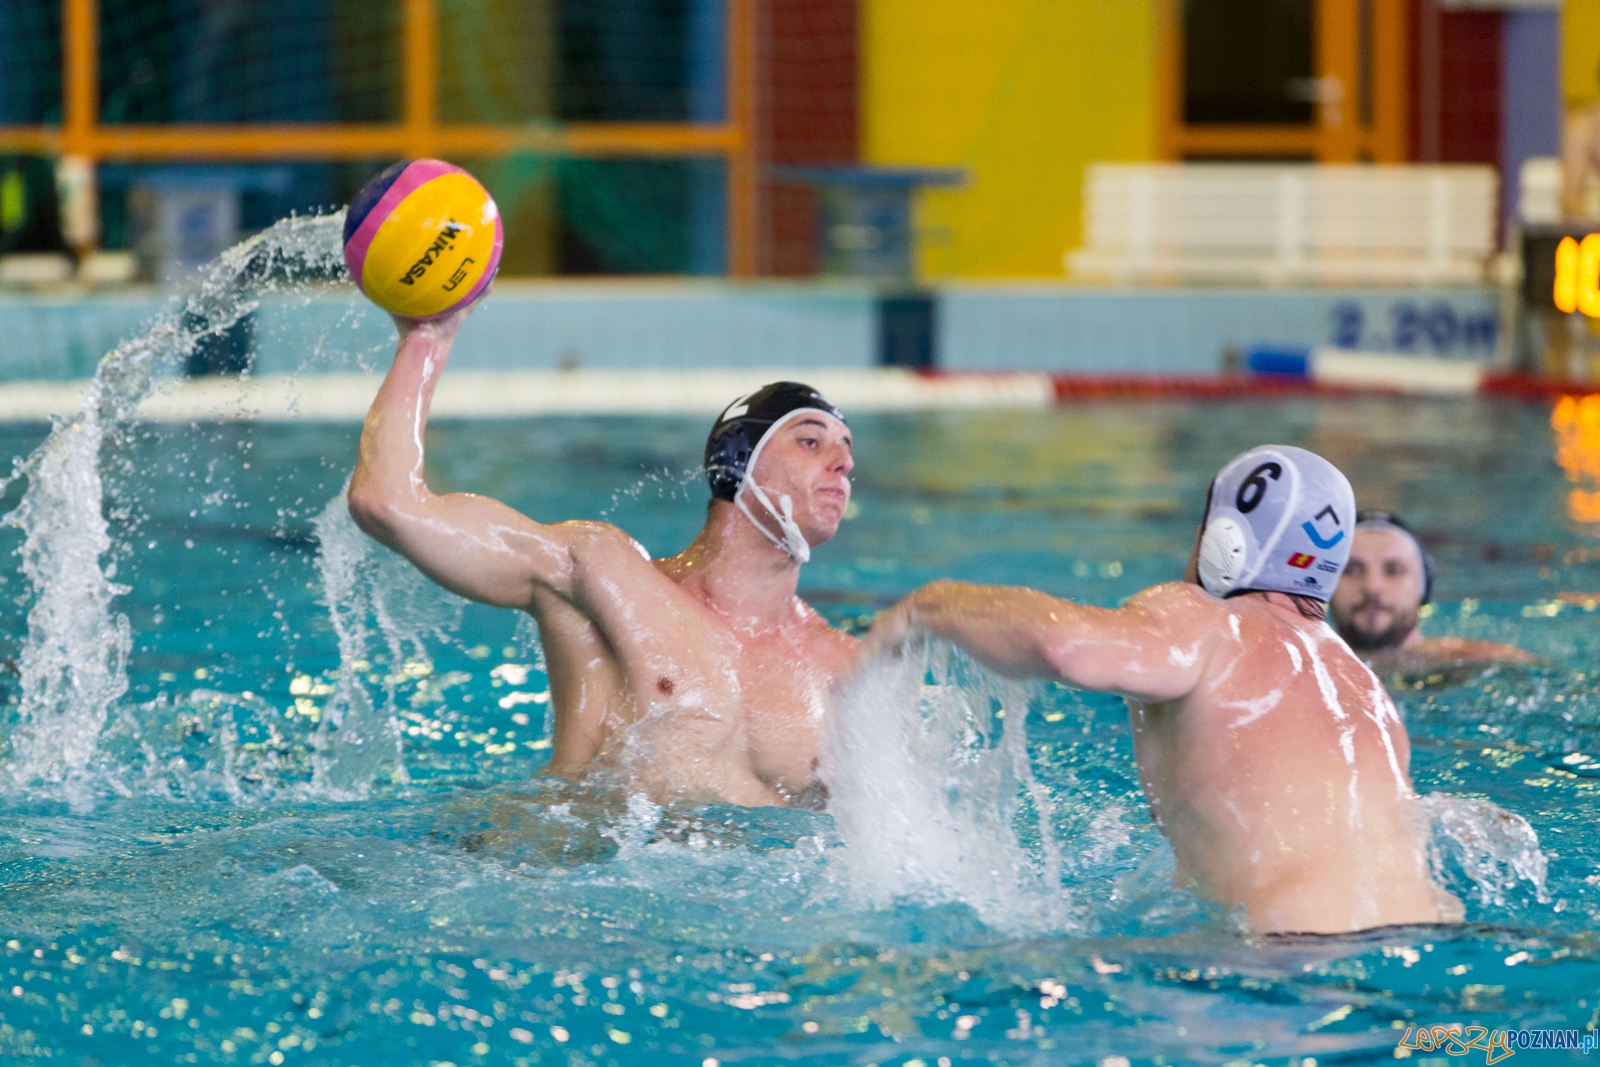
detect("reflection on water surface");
top-left (0, 396), bottom-right (1597, 1064)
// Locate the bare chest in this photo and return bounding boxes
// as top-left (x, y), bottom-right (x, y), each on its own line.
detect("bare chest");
top-left (729, 636), bottom-right (837, 786)
top-left (554, 581), bottom-right (848, 786)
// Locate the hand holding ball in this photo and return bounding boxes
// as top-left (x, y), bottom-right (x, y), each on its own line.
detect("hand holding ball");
top-left (343, 159), bottom-right (503, 320)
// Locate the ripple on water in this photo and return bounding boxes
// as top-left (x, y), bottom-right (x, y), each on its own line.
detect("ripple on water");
top-left (0, 240), bottom-right (1594, 1060)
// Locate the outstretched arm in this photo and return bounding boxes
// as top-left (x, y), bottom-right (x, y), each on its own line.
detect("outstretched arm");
top-left (347, 307), bottom-right (600, 609)
top-left (866, 579), bottom-right (1218, 703)
top-left (1417, 637), bottom-right (1537, 666)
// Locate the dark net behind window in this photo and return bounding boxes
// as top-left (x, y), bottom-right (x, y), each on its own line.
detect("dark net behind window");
top-left (1183, 0), bottom-right (1315, 126)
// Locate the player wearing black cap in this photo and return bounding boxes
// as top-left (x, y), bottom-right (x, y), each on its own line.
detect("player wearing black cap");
top-left (1330, 510), bottom-right (1532, 678)
top-left (349, 305), bottom-right (858, 807)
top-left (704, 381), bottom-right (847, 562)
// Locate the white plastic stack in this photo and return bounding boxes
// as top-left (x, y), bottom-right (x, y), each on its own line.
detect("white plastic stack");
top-left (1518, 157), bottom-right (1563, 226)
top-left (1068, 163), bottom-right (1498, 286)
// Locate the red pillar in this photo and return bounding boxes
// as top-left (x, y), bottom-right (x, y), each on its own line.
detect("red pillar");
top-left (758, 0), bottom-right (858, 276)
top-left (1409, 1), bottom-right (1502, 167)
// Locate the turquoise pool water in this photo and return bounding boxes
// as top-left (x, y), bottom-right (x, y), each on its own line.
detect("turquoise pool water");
top-left (0, 217), bottom-right (1595, 1066)
top-left (0, 395), bottom-right (1596, 1067)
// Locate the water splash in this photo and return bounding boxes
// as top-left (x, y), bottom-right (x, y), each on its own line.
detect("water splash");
top-left (598, 466), bottom-right (704, 521)
top-left (309, 488), bottom-right (465, 799)
top-left (3, 413), bottom-right (129, 795)
top-left (1422, 791), bottom-right (1551, 908)
top-left (0, 213), bottom-right (345, 795)
top-left (819, 640), bottom-right (1075, 933)
top-left (600, 793), bottom-right (666, 857)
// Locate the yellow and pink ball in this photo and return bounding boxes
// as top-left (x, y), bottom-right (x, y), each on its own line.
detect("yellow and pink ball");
top-left (342, 159), bottom-right (503, 320)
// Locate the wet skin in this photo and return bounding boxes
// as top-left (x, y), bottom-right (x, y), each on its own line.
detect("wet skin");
top-left (1563, 102), bottom-right (1600, 218)
top-left (1330, 526), bottom-right (1533, 676)
top-left (867, 564), bottom-right (1463, 935)
top-left (347, 306), bottom-right (859, 807)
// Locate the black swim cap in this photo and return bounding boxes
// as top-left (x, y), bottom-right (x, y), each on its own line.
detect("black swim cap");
top-left (1356, 510), bottom-right (1435, 605)
top-left (705, 382), bottom-right (846, 502)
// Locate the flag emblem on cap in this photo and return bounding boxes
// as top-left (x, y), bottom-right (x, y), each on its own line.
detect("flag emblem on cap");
top-left (1287, 553), bottom-right (1316, 569)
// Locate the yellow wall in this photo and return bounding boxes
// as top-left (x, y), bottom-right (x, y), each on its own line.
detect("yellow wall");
top-left (862, 0), bottom-right (1158, 278)
top-left (1568, 0), bottom-right (1600, 108)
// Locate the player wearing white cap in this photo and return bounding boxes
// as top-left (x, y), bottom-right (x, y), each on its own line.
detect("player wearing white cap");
top-left (864, 445), bottom-right (1462, 934)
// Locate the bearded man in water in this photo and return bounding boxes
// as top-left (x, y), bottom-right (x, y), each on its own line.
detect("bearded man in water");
top-left (1330, 511), bottom-right (1533, 678)
top-left (865, 446), bottom-right (1461, 935)
top-left (348, 305), bottom-right (857, 808)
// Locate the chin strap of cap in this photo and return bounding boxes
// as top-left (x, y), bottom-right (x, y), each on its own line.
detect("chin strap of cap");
top-left (723, 405), bottom-right (833, 564)
top-left (734, 480), bottom-right (811, 563)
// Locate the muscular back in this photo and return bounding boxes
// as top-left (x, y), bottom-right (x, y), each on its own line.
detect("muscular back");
top-left (1127, 588), bottom-right (1451, 932)
top-left (876, 578), bottom-right (1459, 934)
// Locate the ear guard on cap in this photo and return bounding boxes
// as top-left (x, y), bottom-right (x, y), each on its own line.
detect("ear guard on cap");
top-left (1198, 516), bottom-right (1247, 596)
top-left (1194, 444), bottom-right (1354, 602)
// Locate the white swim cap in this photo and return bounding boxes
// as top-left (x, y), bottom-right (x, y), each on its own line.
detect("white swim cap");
top-left (1197, 445), bottom-right (1356, 602)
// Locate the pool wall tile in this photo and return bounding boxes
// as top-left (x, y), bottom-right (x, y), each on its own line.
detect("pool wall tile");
top-left (0, 282), bottom-right (1500, 382)
top-left (938, 285), bottom-right (1504, 374)
top-left (251, 283), bottom-right (887, 377)
top-left (0, 291), bottom-right (166, 381)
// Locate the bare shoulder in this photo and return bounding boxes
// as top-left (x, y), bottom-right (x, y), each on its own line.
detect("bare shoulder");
top-left (798, 598), bottom-right (863, 656)
top-left (1118, 581), bottom-right (1237, 659)
top-left (1123, 581), bottom-right (1226, 619)
top-left (558, 519), bottom-right (652, 559)
top-left (1363, 636), bottom-right (1534, 690)
top-left (556, 519), bottom-right (674, 594)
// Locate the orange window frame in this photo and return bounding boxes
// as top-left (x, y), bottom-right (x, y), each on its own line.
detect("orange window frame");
top-left (0, 0), bottom-right (762, 274)
top-left (1156, 0), bottom-right (1410, 163)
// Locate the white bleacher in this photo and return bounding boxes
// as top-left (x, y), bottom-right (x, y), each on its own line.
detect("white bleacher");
top-left (1067, 163), bottom-right (1498, 286)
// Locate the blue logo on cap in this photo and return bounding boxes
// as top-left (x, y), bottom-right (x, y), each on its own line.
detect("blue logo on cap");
top-left (1302, 505), bottom-right (1345, 550)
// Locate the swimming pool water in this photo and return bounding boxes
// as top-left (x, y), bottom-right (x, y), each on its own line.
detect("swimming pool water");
top-left (1, 394), bottom-right (1598, 1067)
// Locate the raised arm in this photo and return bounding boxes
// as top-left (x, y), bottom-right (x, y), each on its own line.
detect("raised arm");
top-left (346, 307), bottom-right (599, 609)
top-left (867, 579), bottom-right (1219, 703)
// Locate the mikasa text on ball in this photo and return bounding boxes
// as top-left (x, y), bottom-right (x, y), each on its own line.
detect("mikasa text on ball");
top-left (342, 159), bottom-right (504, 320)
